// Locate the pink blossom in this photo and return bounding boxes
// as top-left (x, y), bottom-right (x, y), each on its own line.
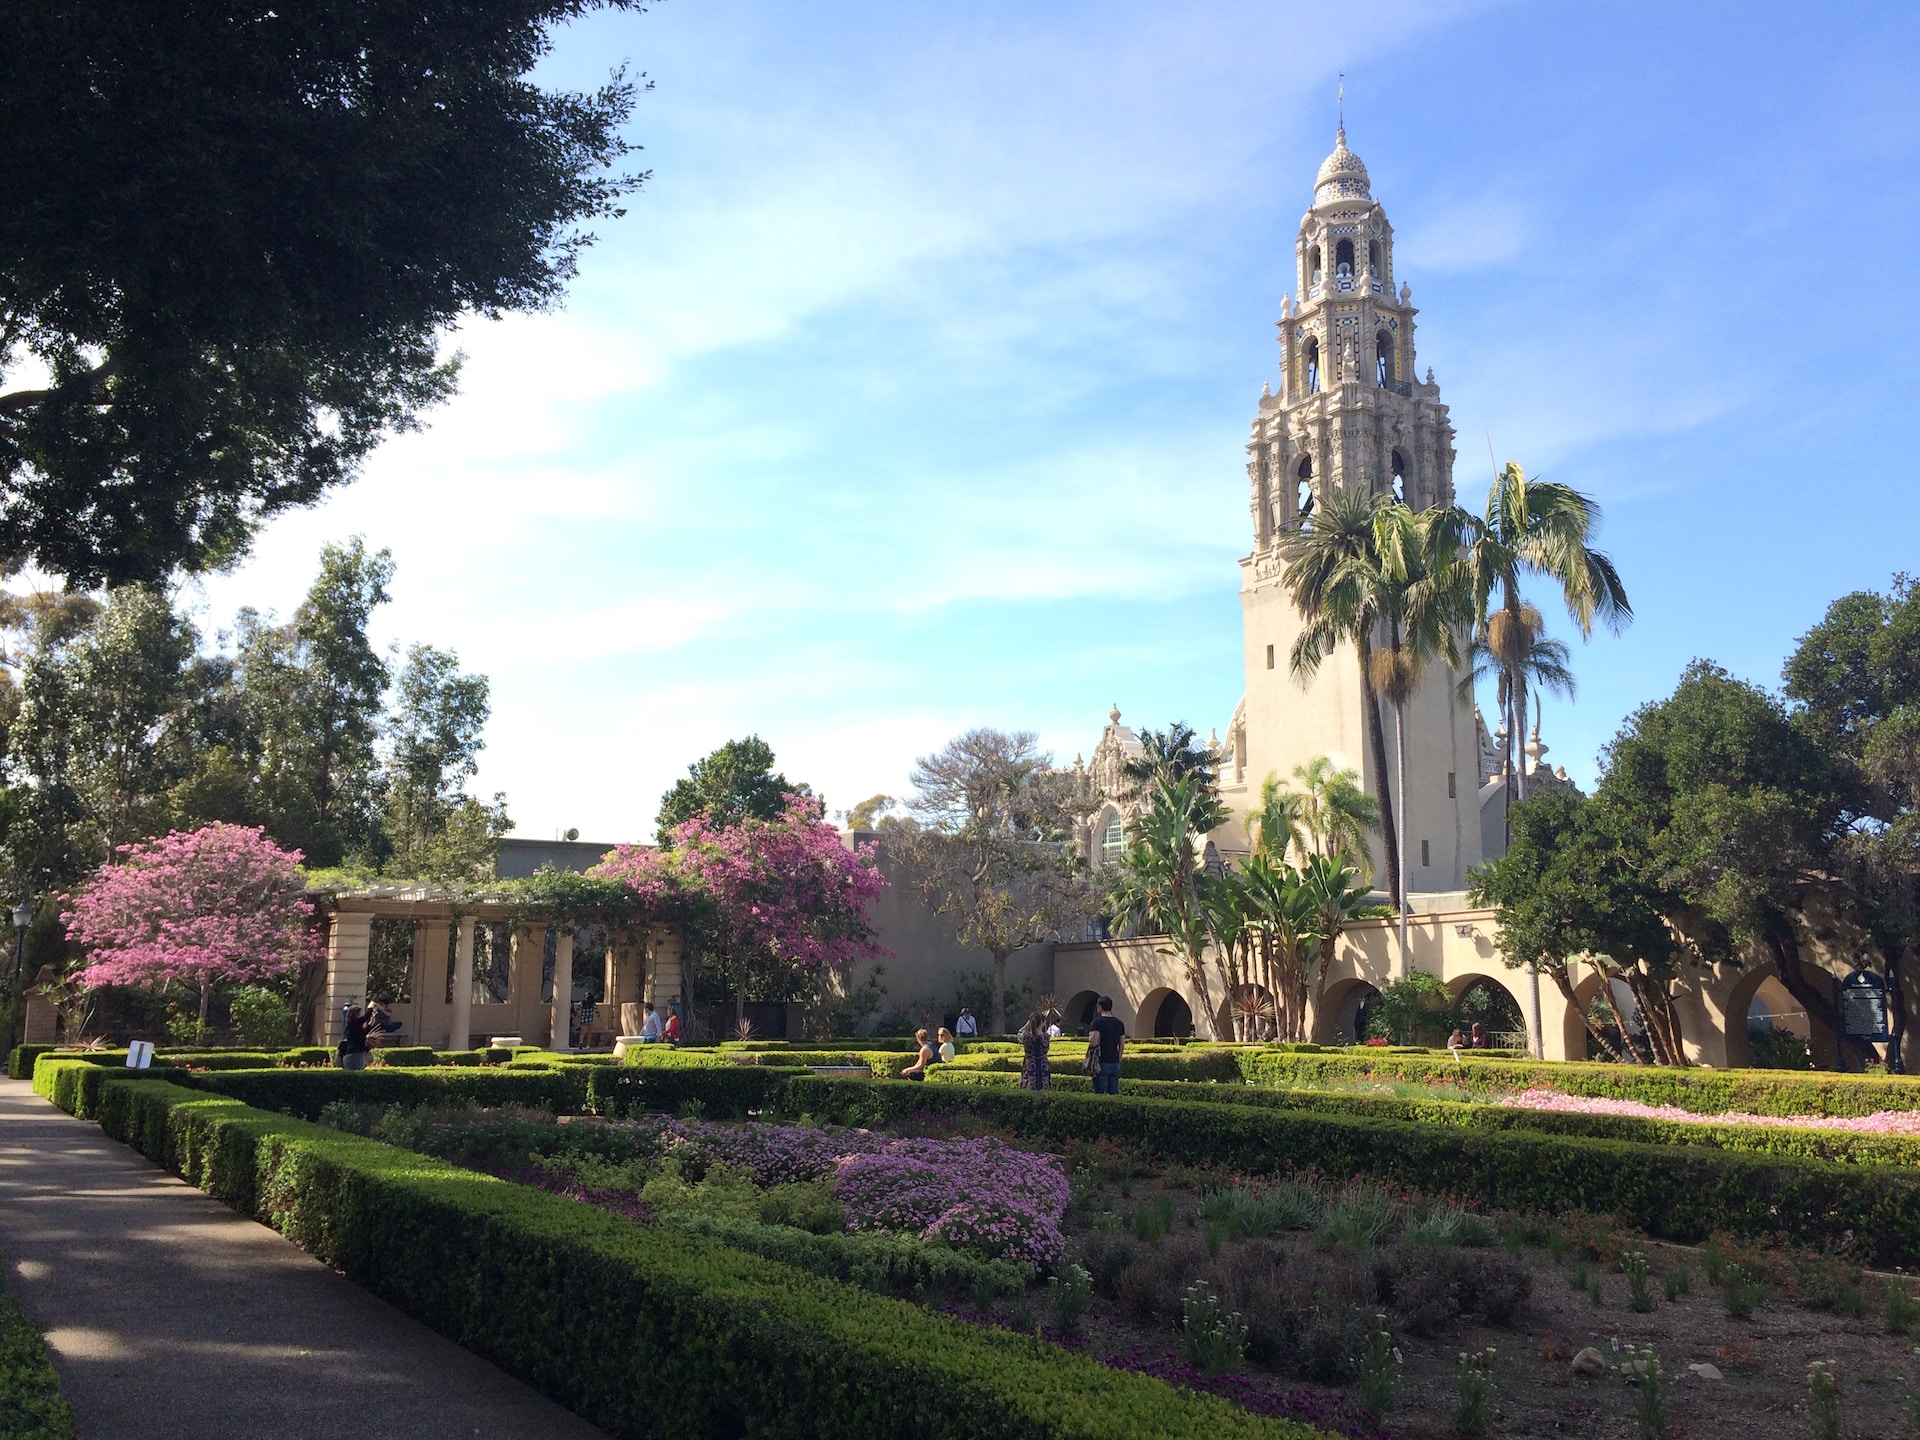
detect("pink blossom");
top-left (64, 823), bottom-right (318, 995)
top-left (1501, 1088), bottom-right (1920, 1135)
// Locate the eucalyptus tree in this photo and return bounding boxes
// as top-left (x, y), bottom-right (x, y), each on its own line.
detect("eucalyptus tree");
top-left (1107, 774), bottom-right (1230, 1040)
top-left (893, 728), bottom-right (1091, 1035)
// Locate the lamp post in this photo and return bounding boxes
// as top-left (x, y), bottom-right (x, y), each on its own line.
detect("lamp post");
top-left (3, 900), bottom-right (31, 1064)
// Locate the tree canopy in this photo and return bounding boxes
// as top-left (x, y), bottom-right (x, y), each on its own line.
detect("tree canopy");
top-left (0, 1), bottom-right (647, 583)
top-left (656, 736), bottom-right (808, 842)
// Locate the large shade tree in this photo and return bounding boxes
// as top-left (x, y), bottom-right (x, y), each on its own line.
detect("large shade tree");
top-left (656, 736), bottom-right (808, 844)
top-left (0, 1), bottom-right (647, 583)
top-left (64, 822), bottom-right (316, 1034)
top-left (891, 729), bottom-right (1092, 1035)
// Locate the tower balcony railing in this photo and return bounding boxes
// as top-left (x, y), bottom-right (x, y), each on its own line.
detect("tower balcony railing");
top-left (1379, 377), bottom-right (1413, 397)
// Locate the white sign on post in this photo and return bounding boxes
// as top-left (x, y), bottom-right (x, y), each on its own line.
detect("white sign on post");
top-left (125, 1039), bottom-right (153, 1069)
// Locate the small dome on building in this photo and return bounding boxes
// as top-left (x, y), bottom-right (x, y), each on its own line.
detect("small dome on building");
top-left (1314, 127), bottom-right (1371, 204)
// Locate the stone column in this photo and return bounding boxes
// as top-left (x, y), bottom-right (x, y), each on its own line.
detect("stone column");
top-left (322, 911), bottom-right (374, 1046)
top-left (647, 927), bottom-right (684, 1010)
top-left (448, 916), bottom-right (475, 1051)
top-left (549, 927), bottom-right (573, 1051)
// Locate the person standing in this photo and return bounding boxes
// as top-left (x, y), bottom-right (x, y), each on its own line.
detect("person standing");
top-left (1017, 1010), bottom-right (1053, 1091)
top-left (663, 1008), bottom-right (681, 1045)
top-left (1089, 996), bottom-right (1125, 1095)
top-left (955, 1008), bottom-right (978, 1039)
top-left (641, 1003), bottom-right (664, 1043)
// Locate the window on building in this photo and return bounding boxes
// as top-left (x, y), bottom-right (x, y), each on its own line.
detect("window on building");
top-left (1295, 457), bottom-right (1315, 525)
top-left (1266, 643), bottom-right (1275, 670)
top-left (1307, 244), bottom-right (1322, 283)
top-left (1376, 330), bottom-right (1394, 385)
top-left (1368, 239), bottom-right (1381, 273)
top-left (1100, 812), bottom-right (1126, 864)
top-left (1392, 449), bottom-right (1407, 505)
top-left (1303, 337), bottom-right (1320, 395)
top-left (1334, 238), bottom-right (1355, 276)
top-left (1421, 839), bottom-right (1431, 867)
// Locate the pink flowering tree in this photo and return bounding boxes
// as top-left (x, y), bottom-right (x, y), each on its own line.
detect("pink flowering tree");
top-left (65, 823), bottom-right (318, 1034)
top-left (596, 795), bottom-right (887, 1033)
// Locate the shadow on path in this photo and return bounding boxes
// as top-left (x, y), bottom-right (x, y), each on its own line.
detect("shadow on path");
top-left (0, 1077), bottom-right (606, 1440)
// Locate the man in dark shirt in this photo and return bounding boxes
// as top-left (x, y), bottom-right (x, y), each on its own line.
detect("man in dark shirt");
top-left (1089, 996), bottom-right (1125, 1095)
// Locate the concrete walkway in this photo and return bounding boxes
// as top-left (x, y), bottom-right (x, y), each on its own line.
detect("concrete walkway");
top-left (0, 1077), bottom-right (607, 1440)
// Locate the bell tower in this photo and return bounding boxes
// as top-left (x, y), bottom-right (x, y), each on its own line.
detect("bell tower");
top-left (1233, 128), bottom-right (1484, 896)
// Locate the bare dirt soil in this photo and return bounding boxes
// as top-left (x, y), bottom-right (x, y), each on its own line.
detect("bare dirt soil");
top-left (1023, 1168), bottom-right (1917, 1440)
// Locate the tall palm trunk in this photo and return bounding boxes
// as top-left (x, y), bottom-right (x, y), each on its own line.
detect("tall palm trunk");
top-left (1393, 697), bottom-right (1410, 977)
top-left (1496, 585), bottom-right (1547, 1058)
top-left (1357, 632), bottom-right (1401, 910)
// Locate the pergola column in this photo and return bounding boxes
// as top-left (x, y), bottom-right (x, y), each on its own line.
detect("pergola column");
top-left (448, 916), bottom-right (475, 1051)
top-left (550, 928), bottom-right (573, 1052)
top-left (322, 911), bottom-right (373, 1046)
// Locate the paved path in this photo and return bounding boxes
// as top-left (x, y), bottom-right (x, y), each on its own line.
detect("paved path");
top-left (0, 1077), bottom-right (607, 1440)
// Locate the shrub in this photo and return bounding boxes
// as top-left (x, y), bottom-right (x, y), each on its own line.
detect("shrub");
top-left (229, 986), bottom-right (297, 1047)
top-left (1178, 1280), bottom-right (1248, 1376)
top-left (0, 1246), bottom-right (77, 1440)
top-left (757, 1181), bottom-right (846, 1235)
top-left (782, 1077), bottom-right (1920, 1266)
top-left (58, 1074), bottom-right (1324, 1440)
top-left (371, 1046), bottom-right (439, 1068)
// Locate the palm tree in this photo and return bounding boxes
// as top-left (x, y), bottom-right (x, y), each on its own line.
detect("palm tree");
top-left (1456, 462), bottom-right (1631, 806)
top-left (1240, 853), bottom-right (1323, 1040)
top-left (1288, 755), bottom-right (1380, 877)
top-left (1122, 722), bottom-right (1216, 795)
top-left (1247, 773), bottom-right (1305, 865)
top-left (1298, 852), bottom-right (1379, 1032)
top-left (1454, 601), bottom-right (1577, 840)
top-left (1452, 460), bottom-right (1631, 1054)
top-left (1363, 502), bottom-right (1466, 970)
top-left (1106, 774), bottom-right (1230, 1039)
top-left (1283, 485), bottom-right (1405, 911)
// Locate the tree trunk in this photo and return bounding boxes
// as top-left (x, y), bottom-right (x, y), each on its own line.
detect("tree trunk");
top-left (1768, 923), bottom-right (1867, 1071)
top-left (1394, 698), bottom-right (1410, 978)
top-left (1552, 965), bottom-right (1630, 1064)
top-left (1358, 635), bottom-right (1401, 911)
top-left (1890, 947), bottom-right (1908, 1074)
top-left (990, 949), bottom-right (1009, 1036)
top-left (197, 976), bottom-right (212, 1037)
top-left (1513, 667), bottom-right (1530, 803)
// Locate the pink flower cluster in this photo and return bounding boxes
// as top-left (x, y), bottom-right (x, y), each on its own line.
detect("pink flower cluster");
top-left (833, 1137), bottom-right (1070, 1267)
top-left (626, 1117), bottom-right (1070, 1265)
top-left (1501, 1088), bottom-right (1920, 1135)
top-left (595, 795), bottom-right (888, 976)
top-left (64, 823), bottom-right (318, 992)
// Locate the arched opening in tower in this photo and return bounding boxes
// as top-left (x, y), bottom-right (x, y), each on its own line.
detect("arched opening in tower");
top-left (1392, 449), bottom-right (1407, 505)
top-left (1296, 456), bottom-right (1315, 527)
top-left (1376, 330), bottom-right (1394, 386)
top-left (1303, 337), bottom-right (1319, 395)
top-left (1334, 238), bottom-right (1355, 277)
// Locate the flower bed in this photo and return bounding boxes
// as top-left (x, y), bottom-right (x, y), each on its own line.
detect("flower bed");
top-left (1501, 1087), bottom-right (1920, 1134)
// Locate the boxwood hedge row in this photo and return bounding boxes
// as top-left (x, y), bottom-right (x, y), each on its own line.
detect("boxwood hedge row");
top-left (1232, 1050), bottom-right (1920, 1118)
top-left (52, 1074), bottom-right (1323, 1440)
top-left (786, 1076), bottom-right (1920, 1267)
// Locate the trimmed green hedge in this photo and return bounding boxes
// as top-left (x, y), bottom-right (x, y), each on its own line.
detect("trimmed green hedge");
top-left (785, 1077), bottom-right (1920, 1267)
top-left (0, 1247), bottom-right (77, 1440)
top-left (1233, 1049), bottom-right (1920, 1118)
top-left (926, 1072), bottom-right (1920, 1168)
top-left (59, 1075), bottom-right (1322, 1440)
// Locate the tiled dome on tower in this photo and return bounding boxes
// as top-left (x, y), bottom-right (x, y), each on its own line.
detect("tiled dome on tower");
top-left (1313, 127), bottom-right (1371, 204)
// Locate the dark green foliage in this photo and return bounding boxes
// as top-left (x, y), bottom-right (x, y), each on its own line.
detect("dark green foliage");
top-left (0, 2), bottom-right (645, 584)
top-left (59, 1074), bottom-right (1318, 1440)
top-left (655, 736), bottom-right (806, 843)
top-left (0, 1252), bottom-right (76, 1440)
top-left (756, 1182), bottom-right (846, 1235)
top-left (784, 1077), bottom-right (1920, 1266)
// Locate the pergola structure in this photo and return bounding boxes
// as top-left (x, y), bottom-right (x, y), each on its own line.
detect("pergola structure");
top-left (312, 885), bottom-right (684, 1050)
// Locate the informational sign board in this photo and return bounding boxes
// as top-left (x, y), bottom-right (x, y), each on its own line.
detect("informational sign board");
top-left (125, 1039), bottom-right (154, 1069)
top-left (1841, 970), bottom-right (1890, 1042)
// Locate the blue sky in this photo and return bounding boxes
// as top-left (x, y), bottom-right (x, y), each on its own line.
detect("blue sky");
top-left (195, 0), bottom-right (1920, 843)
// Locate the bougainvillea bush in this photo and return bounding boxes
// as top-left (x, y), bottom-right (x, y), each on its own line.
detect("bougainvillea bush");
top-left (64, 823), bottom-right (317, 1028)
